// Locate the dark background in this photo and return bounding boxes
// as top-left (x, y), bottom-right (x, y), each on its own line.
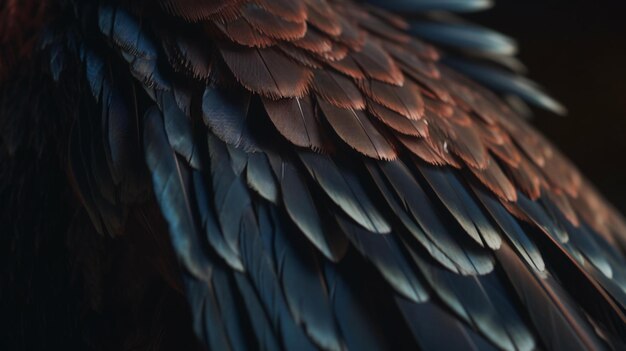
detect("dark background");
top-left (467, 0), bottom-right (626, 212)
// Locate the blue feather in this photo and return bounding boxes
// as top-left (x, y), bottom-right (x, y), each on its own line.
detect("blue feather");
top-left (143, 106), bottom-right (211, 280)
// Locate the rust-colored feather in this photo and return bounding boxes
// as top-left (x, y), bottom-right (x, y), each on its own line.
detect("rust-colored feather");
top-left (219, 45), bottom-right (313, 99)
top-left (318, 100), bottom-right (395, 160)
top-left (351, 41), bottom-right (404, 85)
top-left (312, 69), bottom-right (366, 110)
top-left (469, 156), bottom-right (518, 202)
top-left (242, 5), bottom-right (307, 41)
top-left (368, 100), bottom-right (428, 138)
top-left (215, 17), bottom-right (275, 48)
top-left (262, 96), bottom-right (325, 150)
top-left (254, 0), bottom-right (307, 23)
top-left (361, 80), bottom-right (423, 121)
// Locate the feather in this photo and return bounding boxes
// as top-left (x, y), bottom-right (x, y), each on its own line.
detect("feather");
top-left (84, 50), bottom-right (106, 100)
top-left (261, 96), bottom-right (325, 150)
top-left (270, 154), bottom-right (347, 261)
top-left (396, 298), bottom-right (499, 351)
top-left (98, 6), bottom-right (157, 60)
top-left (216, 18), bottom-right (276, 48)
top-left (292, 29), bottom-right (334, 54)
top-left (366, 160), bottom-right (495, 275)
top-left (312, 69), bottom-right (366, 110)
top-left (143, 106), bottom-right (211, 280)
top-left (351, 41), bottom-right (404, 85)
top-left (305, 0), bottom-right (342, 37)
top-left (202, 85), bottom-right (258, 150)
top-left (472, 185), bottom-right (545, 271)
top-left (411, 254), bottom-right (535, 351)
top-left (469, 156), bottom-right (517, 202)
top-left (365, 0), bottom-right (493, 12)
top-left (323, 262), bottom-right (389, 351)
top-left (262, 205), bottom-right (343, 351)
top-left (445, 59), bottom-right (566, 114)
top-left (241, 5), bottom-right (307, 41)
top-left (361, 80), bottom-right (424, 120)
top-left (368, 100), bottom-right (429, 137)
top-left (207, 134), bottom-right (259, 264)
top-left (254, 0), bottom-right (307, 23)
top-left (299, 152), bottom-right (391, 234)
top-left (162, 33), bottom-right (212, 80)
top-left (157, 0), bottom-right (234, 22)
top-left (318, 100), bottom-right (396, 160)
top-left (336, 215), bottom-right (429, 302)
top-left (409, 22), bottom-right (516, 55)
top-left (515, 192), bottom-right (569, 243)
top-left (219, 45), bottom-right (313, 99)
top-left (232, 273), bottom-right (283, 350)
top-left (416, 164), bottom-right (501, 249)
top-left (192, 170), bottom-right (243, 271)
top-left (235, 207), bottom-right (318, 351)
top-left (246, 152), bottom-right (279, 203)
top-left (327, 55), bottom-right (368, 80)
top-left (183, 274), bottom-right (233, 351)
top-left (496, 242), bottom-right (607, 351)
top-left (160, 91), bottom-right (202, 169)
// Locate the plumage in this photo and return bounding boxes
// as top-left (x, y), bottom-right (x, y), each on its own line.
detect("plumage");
top-left (219, 46), bottom-right (313, 99)
top-left (4, 0), bottom-right (626, 350)
top-left (318, 100), bottom-right (396, 159)
top-left (262, 96), bottom-right (325, 150)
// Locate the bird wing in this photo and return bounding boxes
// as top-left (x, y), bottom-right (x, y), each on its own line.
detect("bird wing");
top-left (5, 0), bottom-right (626, 349)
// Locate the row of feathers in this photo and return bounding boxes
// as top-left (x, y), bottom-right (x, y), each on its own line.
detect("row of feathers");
top-left (4, 0), bottom-right (626, 350)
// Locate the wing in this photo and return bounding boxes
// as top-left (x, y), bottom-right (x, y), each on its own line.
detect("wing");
top-left (3, 0), bottom-right (626, 350)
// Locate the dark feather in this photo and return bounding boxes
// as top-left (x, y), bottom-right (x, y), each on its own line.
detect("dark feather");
top-left (299, 152), bottom-right (391, 234)
top-left (417, 164), bottom-right (501, 249)
top-left (396, 298), bottom-right (499, 351)
top-left (202, 85), bottom-right (258, 150)
top-left (262, 96), bottom-right (325, 150)
top-left (318, 100), bottom-right (396, 160)
top-left (219, 46), bottom-right (313, 99)
top-left (366, 160), bottom-right (495, 275)
top-left (336, 215), bottom-right (429, 302)
top-left (312, 69), bottom-right (366, 110)
top-left (143, 106), bottom-right (211, 280)
top-left (269, 154), bottom-right (347, 261)
top-left (361, 80), bottom-right (423, 120)
top-left (496, 242), bottom-right (607, 351)
top-left (262, 205), bottom-right (343, 351)
top-left (351, 41), bottom-right (404, 85)
top-left (241, 5), bottom-right (307, 41)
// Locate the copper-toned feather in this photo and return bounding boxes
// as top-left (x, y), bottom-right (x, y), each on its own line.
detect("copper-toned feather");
top-left (318, 100), bottom-right (395, 160)
top-left (312, 69), bottom-right (366, 110)
top-left (304, 0), bottom-right (342, 37)
top-left (292, 29), bottom-right (334, 54)
top-left (326, 55), bottom-right (367, 80)
top-left (361, 80), bottom-right (423, 120)
top-left (262, 96), bottom-right (325, 150)
top-left (158, 0), bottom-right (237, 22)
top-left (253, 0), bottom-right (307, 23)
top-left (506, 158), bottom-right (543, 200)
top-left (278, 44), bottom-right (324, 68)
top-left (219, 46), bottom-right (313, 99)
top-left (398, 136), bottom-right (450, 167)
top-left (215, 17), bottom-right (275, 48)
top-left (351, 41), bottom-right (404, 85)
top-left (470, 156), bottom-right (518, 202)
top-left (242, 5), bottom-right (307, 41)
top-left (368, 100), bottom-right (428, 137)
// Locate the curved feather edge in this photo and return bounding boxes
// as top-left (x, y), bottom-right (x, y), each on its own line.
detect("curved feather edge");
top-left (143, 106), bottom-right (211, 280)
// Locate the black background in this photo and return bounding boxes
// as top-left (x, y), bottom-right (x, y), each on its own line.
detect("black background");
top-left (468, 0), bottom-right (626, 212)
